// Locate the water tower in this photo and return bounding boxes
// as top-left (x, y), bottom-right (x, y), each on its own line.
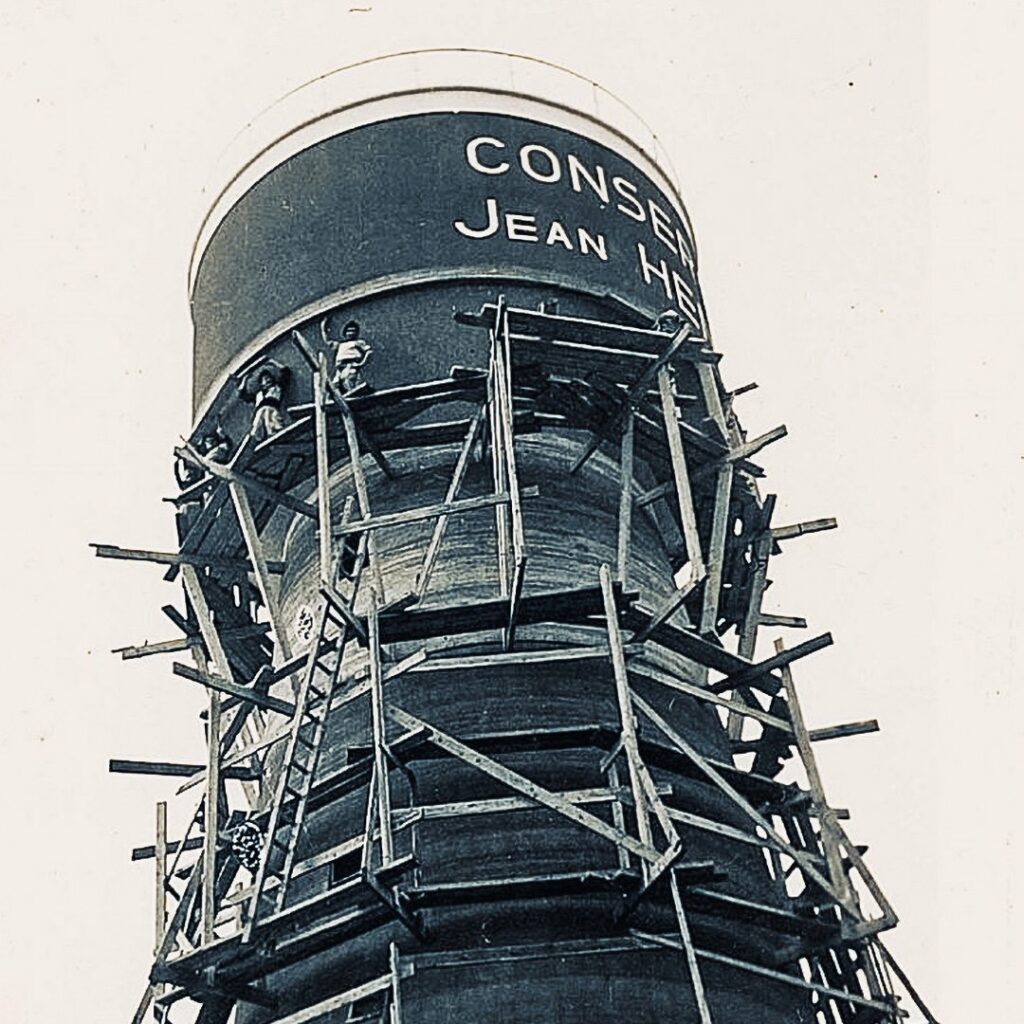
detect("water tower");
top-left (101, 51), bottom-right (936, 1024)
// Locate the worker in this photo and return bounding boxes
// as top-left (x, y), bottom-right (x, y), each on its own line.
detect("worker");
top-left (655, 308), bottom-right (683, 334)
top-left (174, 427), bottom-right (232, 498)
top-left (239, 359), bottom-right (290, 442)
top-left (329, 319), bottom-right (372, 395)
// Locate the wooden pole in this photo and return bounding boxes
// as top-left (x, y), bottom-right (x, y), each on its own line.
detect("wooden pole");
top-left (599, 564), bottom-right (654, 869)
top-left (617, 411), bottom-right (634, 586)
top-left (313, 359), bottom-right (333, 588)
top-left (368, 591), bottom-right (394, 865)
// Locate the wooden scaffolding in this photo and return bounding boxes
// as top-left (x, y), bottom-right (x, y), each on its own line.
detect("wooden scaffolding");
top-left (98, 298), bottom-right (938, 1024)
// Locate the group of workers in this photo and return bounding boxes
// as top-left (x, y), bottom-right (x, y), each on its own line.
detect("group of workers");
top-left (177, 317), bottom-right (372, 484)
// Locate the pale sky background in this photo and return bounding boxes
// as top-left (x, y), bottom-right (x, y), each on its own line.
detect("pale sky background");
top-left (0, 2), bottom-right (1018, 1021)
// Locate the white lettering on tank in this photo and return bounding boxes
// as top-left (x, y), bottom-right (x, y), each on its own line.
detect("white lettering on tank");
top-left (519, 144), bottom-right (561, 183)
top-left (454, 197), bottom-right (500, 238)
top-left (567, 154), bottom-right (609, 204)
top-left (466, 137), bottom-right (510, 175)
top-left (612, 175), bottom-right (646, 222)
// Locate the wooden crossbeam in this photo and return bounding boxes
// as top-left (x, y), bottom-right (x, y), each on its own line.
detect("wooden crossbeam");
top-left (757, 613), bottom-right (807, 629)
top-left (416, 405), bottom-right (486, 600)
top-left (176, 444), bottom-right (317, 519)
top-left (569, 324), bottom-right (694, 475)
top-left (658, 368), bottom-right (705, 575)
top-left (333, 488), bottom-right (537, 538)
top-left (700, 465), bottom-right (733, 634)
top-left (600, 565), bottom-right (655, 866)
top-left (113, 623), bottom-right (269, 661)
top-left (730, 495), bottom-right (776, 738)
top-left (771, 517), bottom-right (838, 542)
top-left (627, 658), bottom-right (792, 735)
top-left (809, 720), bottom-right (880, 743)
top-left (92, 544), bottom-right (284, 575)
top-left (385, 703), bottom-right (662, 864)
top-left (457, 304), bottom-right (708, 358)
top-left (109, 759), bottom-right (260, 781)
top-left (632, 693), bottom-right (861, 920)
top-left (708, 632), bottom-right (833, 695)
top-left (271, 972), bottom-right (397, 1024)
top-left (172, 662), bottom-right (296, 717)
top-left (629, 932), bottom-right (898, 1016)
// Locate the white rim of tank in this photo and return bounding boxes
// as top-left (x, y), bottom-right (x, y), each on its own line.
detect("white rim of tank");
top-left (188, 49), bottom-right (696, 294)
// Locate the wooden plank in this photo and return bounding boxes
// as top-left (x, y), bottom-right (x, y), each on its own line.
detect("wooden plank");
top-left (657, 368), bottom-right (704, 574)
top-left (230, 482), bottom-right (292, 660)
top-left (670, 875), bottom-right (714, 1024)
top-left (113, 623), bottom-right (269, 661)
top-left (154, 802), bottom-right (167, 957)
top-left (629, 933), bottom-right (897, 1016)
top-left (488, 329), bottom-right (510, 597)
top-left (110, 759), bottom-right (260, 781)
top-left (617, 411), bottom-right (634, 585)
top-left (415, 405), bottom-right (486, 600)
top-left (180, 566), bottom-right (230, 946)
top-left (410, 644), bottom-right (634, 674)
top-left (631, 693), bottom-right (858, 919)
top-left (203, 684), bottom-right (220, 946)
top-left (757, 613), bottom-right (807, 629)
top-left (876, 940), bottom-right (940, 1024)
top-left (173, 663), bottom-right (296, 717)
top-left (386, 703), bottom-right (662, 864)
top-left (176, 443), bottom-right (317, 519)
top-left (400, 786), bottom-right (663, 822)
top-left (389, 943), bottom-right (404, 1024)
top-left (367, 594), bottom-right (394, 865)
top-left (771, 517), bottom-right (838, 542)
top-left (630, 574), bottom-right (702, 642)
top-left (708, 633), bottom-right (833, 695)
top-left (313, 363), bottom-right (333, 586)
top-left (695, 425), bottom-right (787, 479)
top-left (176, 722), bottom-right (292, 795)
top-left (334, 488), bottom-right (536, 538)
top-left (458, 303), bottom-right (708, 359)
top-left (570, 324), bottom-right (695, 475)
top-left (731, 496), bottom-right (776, 738)
top-left (809, 720), bottom-right (880, 743)
top-left (775, 638), bottom-right (850, 905)
top-left (700, 466), bottom-right (733, 635)
top-left (92, 543), bottom-right (284, 575)
top-left (270, 973), bottom-right (392, 1024)
top-left (626, 659), bottom-right (793, 735)
top-left (600, 565), bottom-right (654, 863)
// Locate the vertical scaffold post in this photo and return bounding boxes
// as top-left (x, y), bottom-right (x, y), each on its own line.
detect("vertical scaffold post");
top-left (493, 299), bottom-right (525, 648)
top-left (599, 564), bottom-right (654, 877)
top-left (367, 589), bottom-right (394, 866)
top-left (314, 355), bottom-right (333, 588)
top-left (180, 564), bottom-right (231, 945)
top-left (617, 410), bottom-right (634, 586)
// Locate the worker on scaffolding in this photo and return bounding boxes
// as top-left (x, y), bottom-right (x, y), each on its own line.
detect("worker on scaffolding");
top-left (174, 427), bottom-right (235, 536)
top-left (325, 318), bottom-right (372, 395)
top-left (655, 308), bottom-right (683, 334)
top-left (239, 358), bottom-right (290, 442)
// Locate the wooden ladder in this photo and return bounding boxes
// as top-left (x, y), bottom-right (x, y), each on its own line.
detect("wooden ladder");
top-left (241, 595), bottom-right (353, 942)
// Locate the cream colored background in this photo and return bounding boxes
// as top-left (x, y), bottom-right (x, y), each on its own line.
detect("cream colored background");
top-left (0, 2), bottom-right (1017, 1020)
